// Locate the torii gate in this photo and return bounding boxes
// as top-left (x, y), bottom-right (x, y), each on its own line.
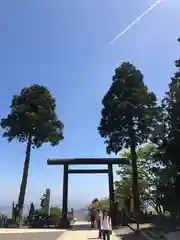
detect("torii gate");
top-left (47, 157), bottom-right (129, 227)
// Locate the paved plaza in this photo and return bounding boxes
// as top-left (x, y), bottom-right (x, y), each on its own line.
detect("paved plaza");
top-left (0, 232), bottom-right (64, 240)
top-left (0, 221), bottom-right (149, 240)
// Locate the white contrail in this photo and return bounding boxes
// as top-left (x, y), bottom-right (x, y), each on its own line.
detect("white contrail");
top-left (110, 0), bottom-right (163, 44)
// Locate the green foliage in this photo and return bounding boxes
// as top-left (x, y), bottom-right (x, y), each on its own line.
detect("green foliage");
top-left (98, 62), bottom-right (157, 153)
top-left (49, 207), bottom-right (61, 218)
top-left (37, 207), bottom-right (61, 218)
top-left (1, 84), bottom-right (64, 147)
top-left (117, 143), bottom-right (157, 191)
top-left (98, 62), bottom-right (158, 216)
top-left (0, 84), bottom-right (64, 222)
top-left (161, 63), bottom-right (180, 165)
top-left (152, 38), bottom-right (180, 216)
top-left (89, 198), bottom-right (109, 210)
top-left (37, 207), bottom-right (49, 216)
top-left (115, 143), bottom-right (164, 212)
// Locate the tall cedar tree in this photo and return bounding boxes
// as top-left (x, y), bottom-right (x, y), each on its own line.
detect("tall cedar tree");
top-left (157, 38), bottom-right (180, 215)
top-left (161, 38), bottom-right (180, 166)
top-left (1, 84), bottom-right (64, 223)
top-left (98, 62), bottom-right (157, 218)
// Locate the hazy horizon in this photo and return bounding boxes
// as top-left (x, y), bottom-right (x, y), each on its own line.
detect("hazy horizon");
top-left (0, 203), bottom-right (89, 217)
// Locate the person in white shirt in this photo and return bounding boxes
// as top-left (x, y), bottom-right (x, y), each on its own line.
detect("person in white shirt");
top-left (100, 209), bottom-right (112, 240)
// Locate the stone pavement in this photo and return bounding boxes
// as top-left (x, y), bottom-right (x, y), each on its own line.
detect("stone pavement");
top-left (60, 221), bottom-right (119, 240)
top-left (0, 232), bottom-right (64, 240)
top-left (0, 228), bottom-right (65, 240)
top-left (0, 229), bottom-right (65, 234)
top-left (165, 231), bottom-right (180, 240)
top-left (0, 221), bottom-right (148, 240)
top-left (114, 226), bottom-right (147, 240)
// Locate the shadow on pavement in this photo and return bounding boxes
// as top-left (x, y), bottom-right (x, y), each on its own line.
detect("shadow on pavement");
top-left (116, 232), bottom-right (147, 240)
top-left (116, 225), bottom-right (169, 239)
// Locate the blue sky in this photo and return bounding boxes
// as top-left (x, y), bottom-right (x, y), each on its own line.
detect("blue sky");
top-left (0, 0), bottom-right (179, 208)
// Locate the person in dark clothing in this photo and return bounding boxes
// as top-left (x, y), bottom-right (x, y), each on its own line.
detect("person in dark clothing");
top-left (90, 208), bottom-right (96, 228)
top-left (96, 209), bottom-right (102, 239)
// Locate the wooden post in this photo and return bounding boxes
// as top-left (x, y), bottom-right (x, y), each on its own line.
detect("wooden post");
top-left (62, 164), bottom-right (69, 224)
top-left (108, 163), bottom-right (115, 226)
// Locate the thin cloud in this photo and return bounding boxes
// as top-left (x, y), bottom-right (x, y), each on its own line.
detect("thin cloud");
top-left (110, 0), bottom-right (164, 45)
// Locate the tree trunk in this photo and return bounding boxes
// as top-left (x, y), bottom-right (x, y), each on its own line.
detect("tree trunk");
top-left (129, 123), bottom-right (140, 231)
top-left (17, 133), bottom-right (32, 226)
